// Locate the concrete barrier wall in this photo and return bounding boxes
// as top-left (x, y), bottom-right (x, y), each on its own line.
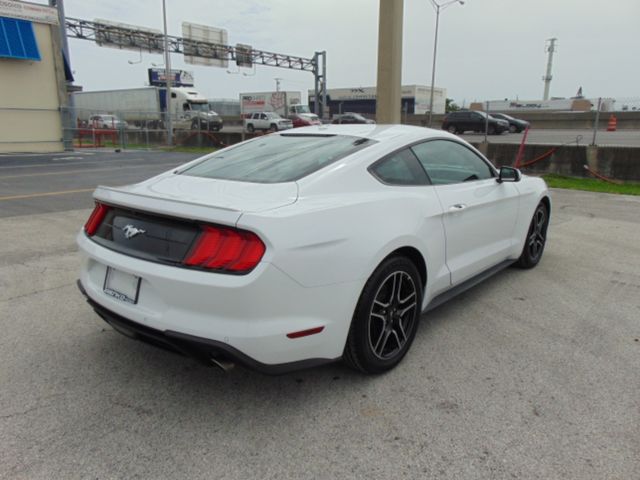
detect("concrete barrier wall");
top-left (469, 142), bottom-right (640, 182)
top-left (112, 129), bottom-right (640, 182)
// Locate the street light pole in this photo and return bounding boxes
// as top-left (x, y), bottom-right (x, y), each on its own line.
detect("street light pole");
top-left (162, 0), bottom-right (173, 146)
top-left (427, 0), bottom-right (464, 127)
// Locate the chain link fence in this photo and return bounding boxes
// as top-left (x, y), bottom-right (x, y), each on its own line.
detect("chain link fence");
top-left (58, 107), bottom-right (243, 150)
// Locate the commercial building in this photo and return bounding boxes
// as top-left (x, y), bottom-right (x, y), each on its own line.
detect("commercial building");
top-left (309, 85), bottom-right (446, 118)
top-left (0, 1), bottom-right (69, 153)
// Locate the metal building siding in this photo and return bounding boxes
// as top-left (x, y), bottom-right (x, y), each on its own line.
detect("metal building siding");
top-left (0, 16), bottom-right (41, 61)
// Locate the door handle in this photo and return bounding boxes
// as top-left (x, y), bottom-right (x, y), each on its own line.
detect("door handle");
top-left (449, 204), bottom-right (467, 212)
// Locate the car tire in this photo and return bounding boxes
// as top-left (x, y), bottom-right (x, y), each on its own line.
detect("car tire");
top-left (246, 124), bottom-right (255, 133)
top-left (270, 123), bottom-right (278, 132)
top-left (343, 256), bottom-right (423, 374)
top-left (509, 124), bottom-right (517, 133)
top-left (488, 125), bottom-right (496, 135)
top-left (515, 202), bottom-right (549, 269)
top-left (447, 125), bottom-right (457, 134)
top-left (191, 120), bottom-right (200, 131)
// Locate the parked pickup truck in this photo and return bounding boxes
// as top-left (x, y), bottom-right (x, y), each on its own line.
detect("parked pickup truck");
top-left (244, 112), bottom-right (293, 132)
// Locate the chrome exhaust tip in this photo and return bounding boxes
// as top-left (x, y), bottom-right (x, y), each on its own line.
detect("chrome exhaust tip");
top-left (210, 354), bottom-right (235, 373)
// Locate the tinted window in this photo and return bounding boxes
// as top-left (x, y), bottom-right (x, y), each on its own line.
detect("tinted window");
top-left (411, 140), bottom-right (494, 185)
top-left (370, 148), bottom-right (429, 186)
top-left (181, 134), bottom-right (375, 183)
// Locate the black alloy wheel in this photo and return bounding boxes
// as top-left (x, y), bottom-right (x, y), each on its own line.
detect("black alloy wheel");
top-left (344, 256), bottom-right (422, 373)
top-left (516, 202), bottom-right (549, 268)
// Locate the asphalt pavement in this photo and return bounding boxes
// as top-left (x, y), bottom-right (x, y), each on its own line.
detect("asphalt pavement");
top-left (0, 155), bottom-right (639, 479)
top-left (0, 150), bottom-right (204, 218)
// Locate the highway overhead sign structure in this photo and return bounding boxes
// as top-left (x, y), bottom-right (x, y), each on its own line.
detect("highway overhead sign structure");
top-left (65, 17), bottom-right (328, 117)
top-left (235, 43), bottom-right (253, 68)
top-left (93, 19), bottom-right (163, 53)
top-left (182, 22), bottom-right (228, 67)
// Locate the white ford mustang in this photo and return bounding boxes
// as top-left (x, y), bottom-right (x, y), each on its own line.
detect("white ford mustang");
top-left (77, 125), bottom-right (550, 374)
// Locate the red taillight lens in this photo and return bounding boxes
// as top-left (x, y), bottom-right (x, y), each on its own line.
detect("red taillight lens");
top-left (84, 202), bottom-right (110, 236)
top-left (184, 225), bottom-right (265, 273)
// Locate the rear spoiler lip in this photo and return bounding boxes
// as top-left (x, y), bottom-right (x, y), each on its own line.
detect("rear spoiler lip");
top-left (92, 185), bottom-right (242, 227)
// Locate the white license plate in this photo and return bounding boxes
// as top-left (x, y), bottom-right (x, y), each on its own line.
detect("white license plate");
top-left (103, 267), bottom-right (141, 304)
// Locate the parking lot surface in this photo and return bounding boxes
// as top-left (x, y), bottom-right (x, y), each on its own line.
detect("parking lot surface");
top-left (1, 155), bottom-right (639, 479)
top-left (0, 150), bottom-right (204, 218)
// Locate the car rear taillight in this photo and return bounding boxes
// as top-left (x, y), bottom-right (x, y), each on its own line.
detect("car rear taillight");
top-left (84, 202), bottom-right (110, 236)
top-left (183, 225), bottom-right (265, 273)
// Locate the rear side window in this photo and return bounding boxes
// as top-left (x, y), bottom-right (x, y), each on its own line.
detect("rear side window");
top-left (370, 148), bottom-right (430, 186)
top-left (411, 140), bottom-right (494, 185)
top-left (181, 134), bottom-right (375, 183)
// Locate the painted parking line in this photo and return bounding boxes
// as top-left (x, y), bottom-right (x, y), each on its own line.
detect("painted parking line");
top-left (0, 188), bottom-right (96, 201)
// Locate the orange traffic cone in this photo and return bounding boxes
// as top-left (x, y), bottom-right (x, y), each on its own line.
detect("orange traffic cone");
top-left (606, 114), bottom-right (617, 132)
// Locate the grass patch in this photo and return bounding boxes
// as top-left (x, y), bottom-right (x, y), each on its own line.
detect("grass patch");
top-left (542, 174), bottom-right (640, 196)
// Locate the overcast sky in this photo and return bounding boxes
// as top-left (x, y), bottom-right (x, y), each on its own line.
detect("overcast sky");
top-left (50, 0), bottom-right (639, 104)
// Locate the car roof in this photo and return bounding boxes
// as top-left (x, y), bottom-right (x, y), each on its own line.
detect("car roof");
top-left (283, 124), bottom-right (459, 145)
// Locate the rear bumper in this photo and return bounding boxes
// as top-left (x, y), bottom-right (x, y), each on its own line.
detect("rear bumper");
top-left (78, 280), bottom-right (333, 375)
top-left (77, 231), bottom-right (360, 371)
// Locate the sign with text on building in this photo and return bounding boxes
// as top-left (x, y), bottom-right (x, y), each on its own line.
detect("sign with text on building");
top-left (0, 0), bottom-right (58, 25)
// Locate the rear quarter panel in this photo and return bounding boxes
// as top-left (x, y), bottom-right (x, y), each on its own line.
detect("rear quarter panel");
top-left (238, 181), bottom-right (449, 310)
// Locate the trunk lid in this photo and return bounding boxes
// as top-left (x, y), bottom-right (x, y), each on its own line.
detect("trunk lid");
top-left (93, 173), bottom-right (298, 226)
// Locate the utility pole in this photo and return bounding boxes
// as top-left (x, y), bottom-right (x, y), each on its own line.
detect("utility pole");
top-left (427, 0), bottom-right (464, 127)
top-left (162, 0), bottom-right (173, 146)
top-left (542, 37), bottom-right (557, 101)
top-left (376, 0), bottom-right (404, 124)
top-left (274, 78), bottom-right (283, 92)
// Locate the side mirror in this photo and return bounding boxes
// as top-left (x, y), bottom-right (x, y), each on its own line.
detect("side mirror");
top-left (497, 166), bottom-right (521, 183)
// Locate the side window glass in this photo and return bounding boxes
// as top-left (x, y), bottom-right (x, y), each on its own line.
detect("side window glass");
top-left (370, 148), bottom-right (429, 186)
top-left (411, 140), bottom-right (494, 185)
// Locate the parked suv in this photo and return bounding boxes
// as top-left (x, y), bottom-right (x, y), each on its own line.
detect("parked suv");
top-left (244, 112), bottom-right (293, 132)
top-left (442, 111), bottom-right (509, 135)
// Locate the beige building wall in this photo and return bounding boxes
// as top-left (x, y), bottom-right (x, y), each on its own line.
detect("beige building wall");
top-left (0, 22), bottom-right (64, 153)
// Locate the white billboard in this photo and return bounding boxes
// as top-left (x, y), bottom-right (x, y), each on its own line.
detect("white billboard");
top-left (182, 22), bottom-right (228, 68)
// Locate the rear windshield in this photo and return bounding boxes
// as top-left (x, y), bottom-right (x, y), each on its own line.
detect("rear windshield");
top-left (180, 134), bottom-right (376, 183)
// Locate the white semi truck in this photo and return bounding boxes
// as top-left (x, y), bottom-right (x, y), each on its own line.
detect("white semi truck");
top-left (72, 87), bottom-right (223, 131)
